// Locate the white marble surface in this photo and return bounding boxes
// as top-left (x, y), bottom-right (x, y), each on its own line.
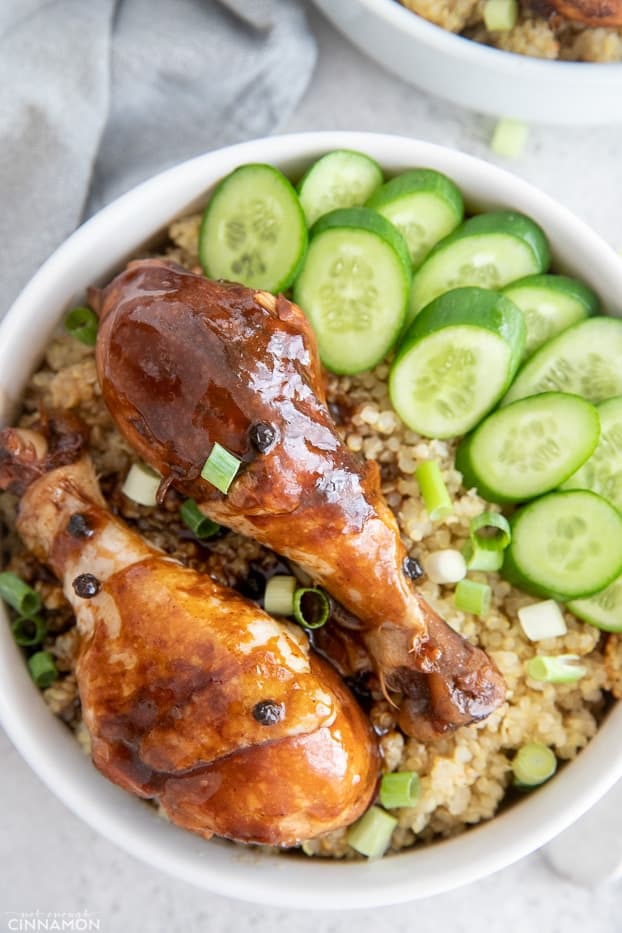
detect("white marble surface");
top-left (3, 6), bottom-right (622, 931)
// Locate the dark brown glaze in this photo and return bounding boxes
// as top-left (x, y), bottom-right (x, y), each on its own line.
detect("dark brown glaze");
top-left (529, 0), bottom-right (622, 24)
top-left (0, 429), bottom-right (379, 846)
top-left (158, 657), bottom-right (380, 846)
top-left (96, 260), bottom-right (506, 739)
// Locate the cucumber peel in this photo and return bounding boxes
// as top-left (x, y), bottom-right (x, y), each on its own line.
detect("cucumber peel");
top-left (502, 273), bottom-right (599, 358)
top-left (389, 287), bottom-right (525, 439)
top-left (293, 207), bottom-right (411, 375)
top-left (407, 210), bottom-right (550, 327)
top-left (502, 490), bottom-right (622, 601)
top-left (366, 168), bottom-right (463, 268)
top-left (456, 392), bottom-right (601, 503)
top-left (199, 163), bottom-right (307, 292)
top-left (298, 149), bottom-right (383, 227)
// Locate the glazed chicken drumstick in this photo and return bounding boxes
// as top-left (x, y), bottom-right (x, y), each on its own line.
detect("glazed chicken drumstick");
top-left (0, 418), bottom-right (378, 846)
top-left (95, 259), bottom-right (505, 740)
top-left (542, 0), bottom-right (622, 27)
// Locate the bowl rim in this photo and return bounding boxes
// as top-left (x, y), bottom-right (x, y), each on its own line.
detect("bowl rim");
top-left (2, 130), bottom-right (622, 909)
top-left (350, 0), bottom-right (622, 75)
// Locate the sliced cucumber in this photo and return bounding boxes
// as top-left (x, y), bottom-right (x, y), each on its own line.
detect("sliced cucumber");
top-left (456, 393), bottom-right (600, 504)
top-left (293, 208), bottom-right (411, 375)
top-left (568, 573), bottom-right (622, 632)
top-left (297, 150), bottom-right (383, 227)
top-left (502, 274), bottom-right (599, 358)
top-left (366, 169), bottom-right (463, 269)
top-left (407, 211), bottom-right (550, 327)
top-left (502, 490), bottom-right (622, 601)
top-left (503, 317), bottom-right (622, 407)
top-left (562, 395), bottom-right (622, 514)
top-left (389, 287), bottom-right (525, 439)
top-left (199, 163), bottom-right (307, 292)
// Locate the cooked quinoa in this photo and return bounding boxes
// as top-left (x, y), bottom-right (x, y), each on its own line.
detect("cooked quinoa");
top-left (400, 0), bottom-right (622, 62)
top-left (1, 212), bottom-right (620, 859)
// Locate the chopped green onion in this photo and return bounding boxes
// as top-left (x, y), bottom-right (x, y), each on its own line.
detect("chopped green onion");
top-left (379, 771), bottom-right (420, 809)
top-left (264, 575), bottom-right (297, 616)
top-left (180, 499), bottom-right (220, 539)
top-left (28, 651), bottom-right (58, 688)
top-left (518, 600), bottom-right (567, 641)
top-left (201, 442), bottom-right (241, 495)
top-left (0, 572), bottom-right (42, 616)
top-left (462, 540), bottom-right (504, 572)
top-left (470, 512), bottom-right (511, 552)
top-left (483, 0), bottom-right (518, 31)
top-left (415, 461), bottom-right (452, 521)
top-left (423, 549), bottom-right (467, 585)
top-left (512, 743), bottom-right (557, 787)
top-left (454, 579), bottom-right (491, 617)
top-left (491, 118), bottom-right (529, 160)
top-left (121, 462), bottom-right (161, 507)
top-left (11, 615), bottom-right (47, 647)
top-left (346, 806), bottom-right (397, 858)
top-left (526, 654), bottom-right (586, 684)
top-left (293, 587), bottom-right (330, 629)
top-left (64, 306), bottom-right (99, 346)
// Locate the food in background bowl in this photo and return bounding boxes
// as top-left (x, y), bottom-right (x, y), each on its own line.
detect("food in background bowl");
top-left (3, 145), bottom-right (622, 865)
top-left (399, 0), bottom-right (622, 62)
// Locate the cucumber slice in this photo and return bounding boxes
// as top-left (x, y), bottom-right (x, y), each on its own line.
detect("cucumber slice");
top-left (456, 393), bottom-right (600, 503)
top-left (503, 317), bottom-right (622, 407)
top-left (568, 574), bottom-right (622, 632)
top-left (366, 169), bottom-right (464, 269)
top-left (562, 396), bottom-right (622, 513)
top-left (502, 274), bottom-right (599, 358)
top-left (199, 163), bottom-right (307, 292)
top-left (502, 490), bottom-right (622, 601)
top-left (293, 208), bottom-right (411, 375)
top-left (297, 150), bottom-right (383, 227)
top-left (389, 287), bottom-right (525, 439)
top-left (407, 211), bottom-right (550, 327)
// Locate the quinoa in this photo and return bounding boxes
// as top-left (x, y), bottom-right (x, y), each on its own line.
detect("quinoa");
top-left (400, 0), bottom-right (622, 62)
top-left (0, 214), bottom-right (617, 859)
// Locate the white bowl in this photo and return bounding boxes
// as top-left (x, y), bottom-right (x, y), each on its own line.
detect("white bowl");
top-left (313, 0), bottom-right (622, 125)
top-left (1, 132), bottom-right (622, 909)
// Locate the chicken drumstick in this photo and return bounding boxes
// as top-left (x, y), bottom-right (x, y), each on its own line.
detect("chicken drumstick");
top-left (95, 260), bottom-right (505, 740)
top-left (0, 418), bottom-right (379, 846)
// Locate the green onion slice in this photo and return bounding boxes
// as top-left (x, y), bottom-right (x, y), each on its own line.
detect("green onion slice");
top-left (483, 0), bottom-right (518, 32)
top-left (379, 771), bottom-right (420, 809)
top-left (28, 651), bottom-right (59, 688)
top-left (264, 576), bottom-right (297, 617)
top-left (201, 442), bottom-right (241, 495)
top-left (491, 118), bottom-right (529, 160)
top-left (512, 743), bottom-right (557, 787)
top-left (346, 806), bottom-right (397, 858)
top-left (454, 579), bottom-right (491, 617)
top-left (0, 572), bottom-right (42, 616)
top-left (526, 654), bottom-right (586, 684)
top-left (470, 511), bottom-right (511, 552)
top-left (462, 541), bottom-right (504, 572)
top-left (180, 499), bottom-right (221, 539)
top-left (293, 587), bottom-right (330, 629)
top-left (64, 306), bottom-right (99, 346)
top-left (11, 614), bottom-right (47, 647)
top-left (415, 461), bottom-right (452, 522)
top-left (121, 462), bottom-right (161, 507)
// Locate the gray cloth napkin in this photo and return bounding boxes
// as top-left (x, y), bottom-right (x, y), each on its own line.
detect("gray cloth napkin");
top-left (0, 0), bottom-right (316, 317)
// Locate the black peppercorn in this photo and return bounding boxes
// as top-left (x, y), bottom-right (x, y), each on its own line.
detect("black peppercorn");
top-left (403, 556), bottom-right (424, 582)
top-left (72, 573), bottom-right (101, 598)
top-left (67, 513), bottom-right (93, 539)
top-left (252, 699), bottom-right (284, 726)
top-left (249, 422), bottom-right (277, 453)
